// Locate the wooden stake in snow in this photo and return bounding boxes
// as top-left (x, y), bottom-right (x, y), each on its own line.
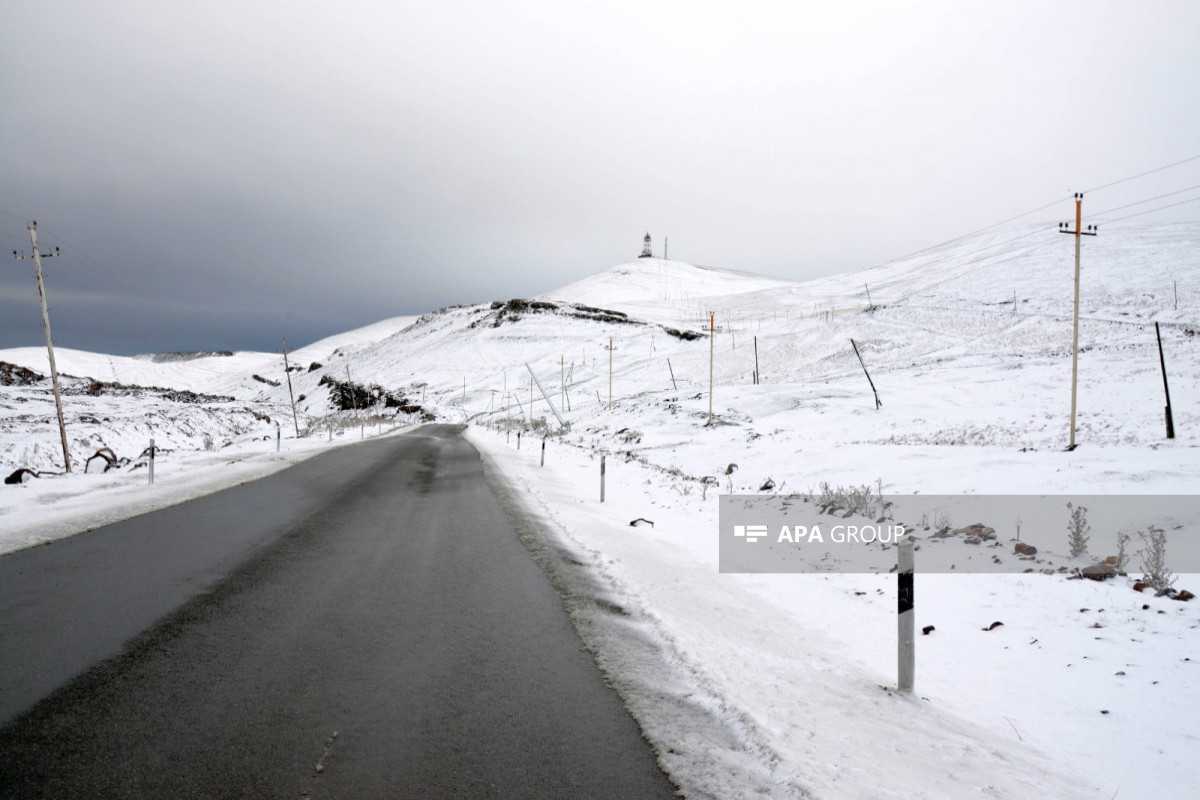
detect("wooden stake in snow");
top-left (898, 537), bottom-right (914, 693)
top-left (1156, 322), bottom-right (1176, 439)
top-left (850, 338), bottom-right (882, 409)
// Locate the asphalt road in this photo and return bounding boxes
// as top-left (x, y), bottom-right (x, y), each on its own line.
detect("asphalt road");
top-left (0, 425), bottom-right (676, 798)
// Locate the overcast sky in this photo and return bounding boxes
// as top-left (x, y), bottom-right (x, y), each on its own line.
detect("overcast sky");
top-left (3, 0), bottom-right (1199, 355)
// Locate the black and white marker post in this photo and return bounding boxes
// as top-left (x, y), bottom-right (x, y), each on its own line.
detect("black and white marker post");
top-left (600, 455), bottom-right (606, 503)
top-left (898, 537), bottom-right (914, 693)
top-left (148, 438), bottom-right (156, 486)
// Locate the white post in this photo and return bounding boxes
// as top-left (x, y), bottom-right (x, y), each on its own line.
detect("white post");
top-left (898, 538), bottom-right (914, 693)
top-left (600, 454), bottom-right (606, 502)
top-left (275, 422), bottom-right (281, 452)
top-left (148, 438), bottom-right (156, 485)
top-left (540, 437), bottom-right (546, 467)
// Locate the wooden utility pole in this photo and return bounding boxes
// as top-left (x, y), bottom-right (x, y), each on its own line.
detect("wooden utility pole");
top-left (708, 312), bottom-right (715, 425)
top-left (606, 338), bottom-right (617, 409)
top-left (13, 222), bottom-right (70, 471)
top-left (282, 338), bottom-right (300, 438)
top-left (1059, 194), bottom-right (1098, 451)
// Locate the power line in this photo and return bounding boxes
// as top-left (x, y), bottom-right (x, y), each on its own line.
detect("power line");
top-left (1089, 183), bottom-right (1200, 221)
top-left (1094, 195), bottom-right (1200, 226)
top-left (1083, 154), bottom-right (1200, 194)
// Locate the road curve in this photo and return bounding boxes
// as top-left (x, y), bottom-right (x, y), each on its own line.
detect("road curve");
top-left (0, 424), bottom-right (677, 798)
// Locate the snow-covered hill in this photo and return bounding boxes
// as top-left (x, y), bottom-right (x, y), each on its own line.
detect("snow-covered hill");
top-left (3, 223), bottom-right (1200, 797)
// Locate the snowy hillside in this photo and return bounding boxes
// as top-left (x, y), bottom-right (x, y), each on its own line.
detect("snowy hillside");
top-left (3, 223), bottom-right (1200, 797)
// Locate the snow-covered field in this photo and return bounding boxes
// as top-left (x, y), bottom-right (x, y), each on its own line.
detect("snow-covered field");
top-left (3, 224), bottom-right (1198, 797)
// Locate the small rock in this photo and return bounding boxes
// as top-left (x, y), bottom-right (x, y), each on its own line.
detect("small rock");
top-left (1175, 590), bottom-right (1195, 602)
top-left (1104, 555), bottom-right (1118, 566)
top-left (1115, 671), bottom-right (1125, 676)
top-left (1014, 542), bottom-right (1038, 556)
top-left (1133, 582), bottom-right (1150, 593)
top-left (629, 518), bottom-right (655, 528)
top-left (1081, 563), bottom-right (1117, 581)
top-left (922, 625), bottom-right (936, 635)
top-left (982, 621), bottom-right (1004, 632)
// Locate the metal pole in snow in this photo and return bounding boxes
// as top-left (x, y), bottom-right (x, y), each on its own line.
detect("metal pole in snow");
top-left (276, 422), bottom-right (281, 452)
top-left (148, 438), bottom-right (155, 485)
top-left (1156, 322), bottom-right (1176, 439)
top-left (898, 537), bottom-right (914, 693)
top-left (600, 454), bottom-right (606, 502)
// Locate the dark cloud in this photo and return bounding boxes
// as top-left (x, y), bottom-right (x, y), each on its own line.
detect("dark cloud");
top-left (2, 0), bottom-right (1198, 355)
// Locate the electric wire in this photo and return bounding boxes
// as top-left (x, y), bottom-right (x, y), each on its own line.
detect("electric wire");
top-left (1083, 154), bottom-right (1200, 195)
top-left (1089, 184), bottom-right (1200, 221)
top-left (1091, 196), bottom-right (1200, 227)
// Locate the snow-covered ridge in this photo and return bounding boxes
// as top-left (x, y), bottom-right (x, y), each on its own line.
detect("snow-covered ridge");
top-left (3, 222), bottom-right (1200, 797)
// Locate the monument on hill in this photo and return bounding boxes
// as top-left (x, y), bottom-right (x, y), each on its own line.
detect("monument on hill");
top-left (639, 232), bottom-right (652, 258)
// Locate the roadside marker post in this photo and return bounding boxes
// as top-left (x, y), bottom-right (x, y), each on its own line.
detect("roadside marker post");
top-left (898, 537), bottom-right (915, 693)
top-left (600, 455), bottom-right (606, 502)
top-left (148, 438), bottom-right (156, 485)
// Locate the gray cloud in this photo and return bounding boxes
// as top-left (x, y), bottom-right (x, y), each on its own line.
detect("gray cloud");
top-left (2, 0), bottom-right (1198, 355)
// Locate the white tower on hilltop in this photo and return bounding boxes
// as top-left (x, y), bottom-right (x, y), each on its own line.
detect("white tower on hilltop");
top-left (639, 232), bottom-right (652, 258)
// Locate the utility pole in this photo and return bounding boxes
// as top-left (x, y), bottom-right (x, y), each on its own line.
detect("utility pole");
top-left (1059, 193), bottom-right (1098, 451)
top-left (282, 338), bottom-right (300, 438)
top-left (708, 312), bottom-right (715, 426)
top-left (13, 222), bottom-right (70, 471)
top-left (346, 365), bottom-right (359, 427)
top-left (606, 338), bottom-right (617, 409)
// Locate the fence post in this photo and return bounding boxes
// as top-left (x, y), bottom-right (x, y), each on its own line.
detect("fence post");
top-left (898, 537), bottom-right (915, 693)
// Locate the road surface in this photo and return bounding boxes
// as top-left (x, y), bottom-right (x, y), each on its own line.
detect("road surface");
top-left (0, 424), bottom-right (676, 798)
